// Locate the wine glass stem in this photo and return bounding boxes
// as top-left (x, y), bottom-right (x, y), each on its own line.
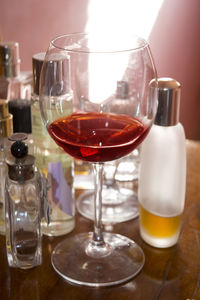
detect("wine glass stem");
top-left (86, 163), bottom-right (113, 259)
top-left (92, 163), bottom-right (104, 244)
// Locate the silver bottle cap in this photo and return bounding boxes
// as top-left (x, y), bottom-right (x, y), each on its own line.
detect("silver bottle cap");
top-left (116, 80), bottom-right (129, 99)
top-left (154, 78), bottom-right (181, 126)
top-left (32, 52), bottom-right (71, 96)
top-left (32, 52), bottom-right (45, 95)
top-left (0, 41), bottom-right (20, 77)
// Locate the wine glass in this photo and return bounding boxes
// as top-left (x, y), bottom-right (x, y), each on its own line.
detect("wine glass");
top-left (76, 81), bottom-right (141, 224)
top-left (39, 32), bottom-right (158, 287)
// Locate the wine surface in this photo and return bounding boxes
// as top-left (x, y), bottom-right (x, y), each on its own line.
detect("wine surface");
top-left (48, 112), bottom-right (148, 162)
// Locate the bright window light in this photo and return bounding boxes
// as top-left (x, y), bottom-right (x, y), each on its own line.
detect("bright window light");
top-left (86, 0), bottom-right (164, 40)
top-left (85, 0), bottom-right (163, 103)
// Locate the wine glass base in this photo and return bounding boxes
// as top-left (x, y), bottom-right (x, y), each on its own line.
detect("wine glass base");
top-left (76, 189), bottom-right (139, 224)
top-left (51, 232), bottom-right (145, 287)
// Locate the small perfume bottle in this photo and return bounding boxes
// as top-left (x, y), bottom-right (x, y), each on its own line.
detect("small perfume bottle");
top-left (101, 81), bottom-right (140, 185)
top-left (0, 99), bottom-right (13, 234)
top-left (112, 81), bottom-right (140, 182)
top-left (5, 133), bottom-right (42, 269)
top-left (138, 78), bottom-right (186, 248)
top-left (31, 52), bottom-right (75, 236)
top-left (0, 41), bottom-right (32, 101)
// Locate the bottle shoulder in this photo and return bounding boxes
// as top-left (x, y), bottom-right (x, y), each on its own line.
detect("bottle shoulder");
top-left (140, 122), bottom-right (186, 163)
top-left (145, 123), bottom-right (185, 144)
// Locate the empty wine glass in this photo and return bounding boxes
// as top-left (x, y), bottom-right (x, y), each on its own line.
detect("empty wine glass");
top-left (39, 32), bottom-right (157, 287)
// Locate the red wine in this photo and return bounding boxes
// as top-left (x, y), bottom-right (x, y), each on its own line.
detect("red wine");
top-left (48, 112), bottom-right (149, 162)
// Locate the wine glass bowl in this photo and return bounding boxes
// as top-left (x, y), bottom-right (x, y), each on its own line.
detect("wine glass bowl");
top-left (39, 32), bottom-right (157, 287)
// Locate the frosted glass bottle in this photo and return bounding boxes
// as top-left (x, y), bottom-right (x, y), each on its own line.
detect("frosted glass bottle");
top-left (138, 78), bottom-right (186, 248)
top-left (31, 52), bottom-right (75, 236)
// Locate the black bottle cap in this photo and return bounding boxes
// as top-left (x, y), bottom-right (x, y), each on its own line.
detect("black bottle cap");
top-left (6, 133), bottom-right (35, 181)
top-left (11, 140), bottom-right (28, 158)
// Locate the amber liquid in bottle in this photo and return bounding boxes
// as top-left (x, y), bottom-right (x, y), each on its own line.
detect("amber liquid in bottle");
top-left (139, 204), bottom-right (181, 248)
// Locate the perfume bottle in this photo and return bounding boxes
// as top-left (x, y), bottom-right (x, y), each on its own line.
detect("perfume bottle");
top-left (138, 78), bottom-right (186, 248)
top-left (0, 99), bottom-right (13, 234)
top-left (112, 81), bottom-right (140, 182)
top-left (31, 52), bottom-right (75, 236)
top-left (0, 41), bottom-right (32, 101)
top-left (5, 133), bottom-right (42, 268)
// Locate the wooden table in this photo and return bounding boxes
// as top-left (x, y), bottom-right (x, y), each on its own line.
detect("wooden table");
top-left (1, 140), bottom-right (200, 300)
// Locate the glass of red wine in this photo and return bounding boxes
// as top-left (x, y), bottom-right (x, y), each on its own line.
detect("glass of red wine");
top-left (39, 33), bottom-right (158, 287)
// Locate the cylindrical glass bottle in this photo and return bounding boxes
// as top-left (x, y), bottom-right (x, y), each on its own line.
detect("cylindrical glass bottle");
top-left (138, 78), bottom-right (186, 248)
top-left (5, 134), bottom-right (42, 268)
top-left (31, 52), bottom-right (75, 236)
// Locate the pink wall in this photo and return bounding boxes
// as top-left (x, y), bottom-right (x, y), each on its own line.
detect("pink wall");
top-left (0, 0), bottom-right (89, 70)
top-left (149, 0), bottom-right (200, 140)
top-left (0, 0), bottom-right (200, 139)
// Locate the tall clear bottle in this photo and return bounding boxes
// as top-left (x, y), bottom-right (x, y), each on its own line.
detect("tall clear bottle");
top-left (0, 99), bottom-right (13, 234)
top-left (138, 78), bottom-right (186, 248)
top-left (31, 52), bottom-right (75, 236)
